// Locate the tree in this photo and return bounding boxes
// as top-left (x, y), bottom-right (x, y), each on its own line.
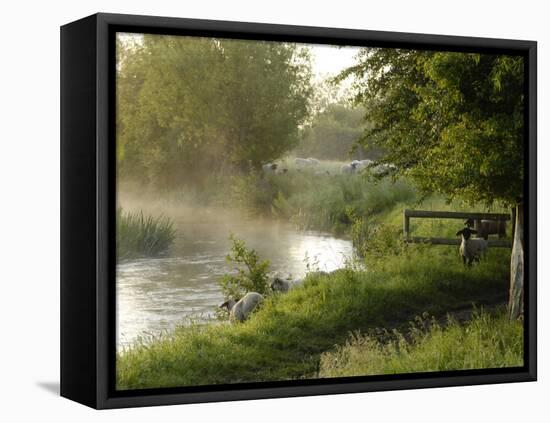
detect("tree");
top-left (116, 35), bottom-right (313, 186)
top-left (294, 103), bottom-right (381, 161)
top-left (340, 49), bottom-right (525, 318)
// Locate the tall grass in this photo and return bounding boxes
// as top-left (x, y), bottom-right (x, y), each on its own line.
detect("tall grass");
top-left (231, 170), bottom-right (416, 234)
top-left (116, 208), bottom-right (177, 260)
top-left (319, 309), bottom-right (523, 377)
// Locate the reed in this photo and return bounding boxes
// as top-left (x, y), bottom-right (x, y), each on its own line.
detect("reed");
top-left (116, 208), bottom-right (176, 260)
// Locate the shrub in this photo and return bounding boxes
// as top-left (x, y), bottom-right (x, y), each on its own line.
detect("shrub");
top-left (219, 234), bottom-right (271, 301)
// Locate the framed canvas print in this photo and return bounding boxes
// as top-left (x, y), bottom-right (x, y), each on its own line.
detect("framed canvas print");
top-left (60, 13), bottom-right (537, 409)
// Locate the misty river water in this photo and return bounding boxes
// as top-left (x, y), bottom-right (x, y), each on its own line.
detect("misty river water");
top-left (116, 212), bottom-right (354, 351)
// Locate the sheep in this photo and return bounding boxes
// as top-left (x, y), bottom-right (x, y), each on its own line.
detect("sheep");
top-left (307, 157), bottom-right (320, 166)
top-left (295, 157), bottom-right (312, 168)
top-left (354, 159), bottom-right (372, 171)
top-left (340, 162), bottom-right (357, 174)
top-left (276, 167), bottom-right (289, 175)
top-left (371, 163), bottom-right (396, 175)
top-left (219, 292), bottom-right (264, 322)
top-left (464, 218), bottom-right (506, 240)
top-left (262, 163), bottom-right (278, 173)
top-left (456, 227), bottom-right (489, 266)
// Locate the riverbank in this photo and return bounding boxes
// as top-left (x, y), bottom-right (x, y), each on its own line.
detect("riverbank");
top-left (116, 233), bottom-right (517, 389)
top-left (116, 172), bottom-right (520, 389)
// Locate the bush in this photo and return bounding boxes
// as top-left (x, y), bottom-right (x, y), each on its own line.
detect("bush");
top-left (219, 234), bottom-right (271, 301)
top-left (116, 208), bottom-right (176, 260)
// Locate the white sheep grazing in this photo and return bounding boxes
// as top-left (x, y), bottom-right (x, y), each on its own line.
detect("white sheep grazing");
top-left (353, 159), bottom-right (371, 171)
top-left (456, 227), bottom-right (489, 266)
top-left (220, 292), bottom-right (264, 322)
top-left (295, 157), bottom-right (311, 168)
top-left (340, 162), bottom-right (357, 174)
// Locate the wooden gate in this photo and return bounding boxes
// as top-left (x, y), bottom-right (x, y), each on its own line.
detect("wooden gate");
top-left (403, 209), bottom-right (512, 247)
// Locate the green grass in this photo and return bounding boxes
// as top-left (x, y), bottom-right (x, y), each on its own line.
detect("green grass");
top-left (319, 309), bottom-right (523, 377)
top-left (231, 169), bottom-right (416, 234)
top-left (116, 208), bottom-right (177, 260)
top-left (117, 244), bottom-right (512, 390)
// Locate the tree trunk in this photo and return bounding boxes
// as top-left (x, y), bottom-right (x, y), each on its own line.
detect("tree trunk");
top-left (508, 202), bottom-right (524, 320)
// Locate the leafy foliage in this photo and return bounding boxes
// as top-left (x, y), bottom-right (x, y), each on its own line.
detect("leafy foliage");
top-left (219, 234), bottom-right (271, 300)
top-left (339, 49), bottom-right (524, 206)
top-left (117, 34), bottom-right (313, 187)
top-left (294, 103), bottom-right (381, 160)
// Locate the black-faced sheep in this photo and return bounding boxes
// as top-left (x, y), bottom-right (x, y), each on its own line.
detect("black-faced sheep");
top-left (219, 292), bottom-right (264, 322)
top-left (456, 227), bottom-right (489, 266)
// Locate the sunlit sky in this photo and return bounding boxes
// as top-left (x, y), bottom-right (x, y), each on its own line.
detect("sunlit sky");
top-left (308, 44), bottom-right (361, 80)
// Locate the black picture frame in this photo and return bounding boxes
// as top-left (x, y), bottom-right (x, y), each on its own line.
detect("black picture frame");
top-left (60, 12), bottom-right (537, 409)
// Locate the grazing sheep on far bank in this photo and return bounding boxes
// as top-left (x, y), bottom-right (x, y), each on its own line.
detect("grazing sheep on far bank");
top-left (219, 292), bottom-right (264, 322)
top-left (464, 218), bottom-right (506, 240)
top-left (355, 159), bottom-right (372, 171)
top-left (262, 163), bottom-right (278, 173)
top-left (340, 162), bottom-right (357, 174)
top-left (295, 157), bottom-right (311, 168)
top-left (372, 163), bottom-right (396, 175)
top-left (456, 227), bottom-right (489, 266)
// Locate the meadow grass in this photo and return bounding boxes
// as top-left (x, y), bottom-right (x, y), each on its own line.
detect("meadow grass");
top-left (116, 208), bottom-right (177, 260)
top-left (116, 243), bottom-right (512, 389)
top-left (319, 309), bottom-right (523, 377)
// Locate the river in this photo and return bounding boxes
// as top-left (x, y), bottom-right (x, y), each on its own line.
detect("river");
top-left (116, 211), bottom-right (353, 351)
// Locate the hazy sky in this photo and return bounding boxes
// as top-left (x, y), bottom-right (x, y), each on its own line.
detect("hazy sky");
top-left (308, 44), bottom-right (361, 80)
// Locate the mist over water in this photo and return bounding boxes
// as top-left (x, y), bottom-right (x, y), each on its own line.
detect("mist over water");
top-left (116, 202), bottom-right (353, 351)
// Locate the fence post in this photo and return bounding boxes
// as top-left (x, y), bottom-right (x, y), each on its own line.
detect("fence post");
top-left (508, 203), bottom-right (524, 319)
top-left (403, 210), bottom-right (410, 239)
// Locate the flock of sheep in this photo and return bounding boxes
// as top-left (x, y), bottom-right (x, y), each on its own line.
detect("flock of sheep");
top-left (262, 157), bottom-right (395, 176)
top-left (219, 273), bottom-right (326, 323)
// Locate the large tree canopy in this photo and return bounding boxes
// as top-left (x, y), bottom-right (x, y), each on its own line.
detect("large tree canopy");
top-left (117, 35), bottom-right (313, 187)
top-left (339, 49), bottom-right (524, 206)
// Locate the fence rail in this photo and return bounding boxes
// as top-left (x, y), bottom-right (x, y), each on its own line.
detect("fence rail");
top-left (403, 209), bottom-right (512, 248)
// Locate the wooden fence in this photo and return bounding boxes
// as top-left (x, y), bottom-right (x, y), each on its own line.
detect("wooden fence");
top-left (403, 209), bottom-right (512, 248)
